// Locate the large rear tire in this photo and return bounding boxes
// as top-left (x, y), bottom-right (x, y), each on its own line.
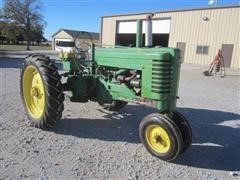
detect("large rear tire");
top-left (20, 55), bottom-right (64, 129)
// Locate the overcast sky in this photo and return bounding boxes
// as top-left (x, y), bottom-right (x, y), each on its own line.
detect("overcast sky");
top-left (0, 0), bottom-right (239, 40)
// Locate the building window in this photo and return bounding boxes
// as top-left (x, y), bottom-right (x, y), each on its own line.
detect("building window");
top-left (196, 45), bottom-right (209, 55)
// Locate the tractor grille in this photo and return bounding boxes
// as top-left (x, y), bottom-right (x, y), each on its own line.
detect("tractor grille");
top-left (151, 59), bottom-right (172, 94)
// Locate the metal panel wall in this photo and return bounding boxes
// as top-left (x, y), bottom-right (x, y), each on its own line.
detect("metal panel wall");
top-left (101, 6), bottom-right (240, 68)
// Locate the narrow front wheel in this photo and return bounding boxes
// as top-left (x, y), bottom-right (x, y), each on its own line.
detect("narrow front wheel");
top-left (139, 113), bottom-right (183, 161)
top-left (172, 111), bottom-right (192, 154)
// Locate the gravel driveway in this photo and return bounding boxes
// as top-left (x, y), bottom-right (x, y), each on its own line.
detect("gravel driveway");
top-left (0, 53), bottom-right (240, 179)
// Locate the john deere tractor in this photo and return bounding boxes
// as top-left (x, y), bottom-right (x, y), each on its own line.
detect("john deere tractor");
top-left (20, 16), bottom-right (192, 161)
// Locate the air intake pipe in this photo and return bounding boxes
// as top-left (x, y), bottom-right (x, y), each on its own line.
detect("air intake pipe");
top-left (136, 19), bottom-right (143, 48)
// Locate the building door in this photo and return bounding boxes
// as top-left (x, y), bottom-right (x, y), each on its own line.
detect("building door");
top-left (177, 42), bottom-right (186, 62)
top-left (222, 44), bottom-right (234, 67)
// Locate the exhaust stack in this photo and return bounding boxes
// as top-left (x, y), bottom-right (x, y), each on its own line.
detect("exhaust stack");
top-left (145, 14), bottom-right (154, 47)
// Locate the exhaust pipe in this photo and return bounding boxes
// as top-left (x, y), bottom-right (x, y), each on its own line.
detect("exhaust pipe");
top-left (145, 14), bottom-right (154, 47)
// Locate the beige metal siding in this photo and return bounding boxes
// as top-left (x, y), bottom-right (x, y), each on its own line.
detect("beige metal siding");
top-left (101, 6), bottom-right (240, 68)
top-left (167, 8), bottom-right (240, 68)
top-left (53, 31), bottom-right (73, 39)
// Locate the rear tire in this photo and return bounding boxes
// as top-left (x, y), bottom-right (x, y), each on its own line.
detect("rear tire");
top-left (98, 100), bottom-right (127, 111)
top-left (20, 54), bottom-right (64, 129)
top-left (139, 113), bottom-right (183, 161)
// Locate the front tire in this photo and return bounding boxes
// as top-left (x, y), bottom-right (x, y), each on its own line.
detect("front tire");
top-left (20, 55), bottom-right (64, 129)
top-left (172, 111), bottom-right (192, 154)
top-left (139, 113), bottom-right (183, 161)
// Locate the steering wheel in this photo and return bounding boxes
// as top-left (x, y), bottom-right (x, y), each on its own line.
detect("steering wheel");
top-left (74, 31), bottom-right (93, 53)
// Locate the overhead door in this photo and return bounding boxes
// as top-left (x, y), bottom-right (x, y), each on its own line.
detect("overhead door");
top-left (143, 19), bottom-right (171, 34)
top-left (54, 38), bottom-right (73, 51)
top-left (116, 19), bottom-right (171, 47)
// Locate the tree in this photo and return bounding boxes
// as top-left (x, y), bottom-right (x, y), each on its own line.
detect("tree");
top-left (3, 0), bottom-right (45, 50)
top-left (0, 20), bottom-right (7, 44)
top-left (30, 24), bottom-right (44, 45)
top-left (4, 22), bottom-right (23, 44)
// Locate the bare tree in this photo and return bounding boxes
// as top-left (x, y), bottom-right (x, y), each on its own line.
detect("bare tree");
top-left (3, 0), bottom-right (44, 50)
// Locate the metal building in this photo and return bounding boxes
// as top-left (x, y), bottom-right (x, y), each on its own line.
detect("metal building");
top-left (100, 5), bottom-right (240, 68)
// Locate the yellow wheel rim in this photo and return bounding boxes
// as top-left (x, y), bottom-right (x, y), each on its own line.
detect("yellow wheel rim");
top-left (22, 65), bottom-right (45, 119)
top-left (145, 124), bottom-right (171, 154)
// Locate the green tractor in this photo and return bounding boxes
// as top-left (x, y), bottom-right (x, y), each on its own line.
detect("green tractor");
top-left (20, 18), bottom-right (192, 161)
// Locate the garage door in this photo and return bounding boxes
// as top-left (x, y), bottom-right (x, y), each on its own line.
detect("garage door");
top-left (143, 19), bottom-right (171, 34)
top-left (116, 19), bottom-right (171, 47)
top-left (117, 19), bottom-right (171, 34)
top-left (54, 38), bottom-right (73, 51)
top-left (117, 21), bottom-right (137, 34)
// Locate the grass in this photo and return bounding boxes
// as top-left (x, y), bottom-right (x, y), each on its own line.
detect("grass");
top-left (0, 44), bottom-right (52, 51)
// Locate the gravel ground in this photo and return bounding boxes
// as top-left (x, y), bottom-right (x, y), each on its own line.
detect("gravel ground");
top-left (0, 53), bottom-right (240, 179)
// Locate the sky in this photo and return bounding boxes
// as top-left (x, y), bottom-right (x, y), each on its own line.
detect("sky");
top-left (0, 0), bottom-right (239, 40)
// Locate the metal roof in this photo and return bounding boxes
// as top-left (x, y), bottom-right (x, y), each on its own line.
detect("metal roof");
top-left (52, 29), bottom-right (99, 39)
top-left (101, 5), bottom-right (240, 18)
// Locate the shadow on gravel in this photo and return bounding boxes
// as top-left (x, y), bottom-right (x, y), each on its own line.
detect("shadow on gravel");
top-left (0, 57), bottom-right (62, 69)
top-left (173, 108), bottom-right (240, 172)
top-left (0, 57), bottom-right (24, 68)
top-left (55, 105), bottom-right (240, 171)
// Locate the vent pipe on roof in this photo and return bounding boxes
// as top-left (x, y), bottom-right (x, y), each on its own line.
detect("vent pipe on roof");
top-left (145, 13), bottom-right (154, 47)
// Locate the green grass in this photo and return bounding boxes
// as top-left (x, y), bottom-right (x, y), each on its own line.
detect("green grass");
top-left (0, 44), bottom-right (52, 51)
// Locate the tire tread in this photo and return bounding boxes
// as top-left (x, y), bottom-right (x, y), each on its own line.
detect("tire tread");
top-left (20, 54), bottom-right (64, 129)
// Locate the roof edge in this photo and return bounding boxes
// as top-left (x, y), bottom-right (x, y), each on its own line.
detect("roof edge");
top-left (52, 28), bottom-right (99, 38)
top-left (52, 28), bottom-right (65, 38)
top-left (101, 5), bottom-right (240, 18)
